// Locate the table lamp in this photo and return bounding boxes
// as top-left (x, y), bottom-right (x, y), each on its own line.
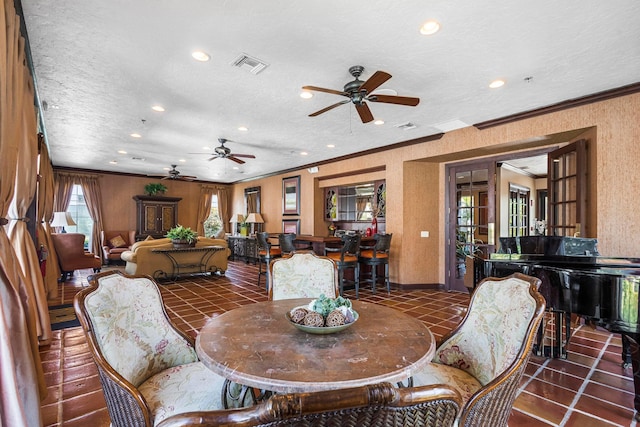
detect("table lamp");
top-left (245, 212), bottom-right (264, 235)
top-left (230, 214), bottom-right (245, 235)
top-left (50, 211), bottom-right (76, 233)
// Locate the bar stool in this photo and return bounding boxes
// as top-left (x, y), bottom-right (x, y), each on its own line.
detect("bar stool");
top-left (358, 233), bottom-right (392, 294)
top-left (256, 232), bottom-right (281, 292)
top-left (324, 234), bottom-right (361, 297)
top-left (278, 233), bottom-right (298, 255)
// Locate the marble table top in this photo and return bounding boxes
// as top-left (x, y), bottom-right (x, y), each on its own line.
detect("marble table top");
top-left (196, 298), bottom-right (435, 393)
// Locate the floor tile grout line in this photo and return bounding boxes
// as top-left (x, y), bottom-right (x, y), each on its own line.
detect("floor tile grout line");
top-left (558, 331), bottom-right (623, 426)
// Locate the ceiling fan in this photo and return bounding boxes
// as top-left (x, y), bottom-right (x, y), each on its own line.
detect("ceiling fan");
top-left (155, 165), bottom-right (197, 181)
top-left (302, 65), bottom-right (420, 124)
top-left (192, 138), bottom-right (256, 164)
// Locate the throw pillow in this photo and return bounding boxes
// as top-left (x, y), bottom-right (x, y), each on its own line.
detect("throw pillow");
top-left (109, 235), bottom-right (127, 248)
top-left (144, 235), bottom-right (155, 241)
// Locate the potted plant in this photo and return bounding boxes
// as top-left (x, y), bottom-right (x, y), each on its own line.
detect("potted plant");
top-left (144, 182), bottom-right (168, 196)
top-left (166, 225), bottom-right (198, 248)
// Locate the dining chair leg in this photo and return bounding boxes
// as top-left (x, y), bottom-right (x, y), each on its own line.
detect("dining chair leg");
top-left (257, 257), bottom-right (264, 288)
top-left (338, 267), bottom-right (344, 296)
top-left (385, 263), bottom-right (390, 293)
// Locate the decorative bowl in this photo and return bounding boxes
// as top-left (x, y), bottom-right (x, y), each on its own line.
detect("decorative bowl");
top-left (286, 308), bottom-right (359, 335)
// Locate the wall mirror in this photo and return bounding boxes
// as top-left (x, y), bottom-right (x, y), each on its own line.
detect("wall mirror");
top-left (245, 186), bottom-right (261, 214)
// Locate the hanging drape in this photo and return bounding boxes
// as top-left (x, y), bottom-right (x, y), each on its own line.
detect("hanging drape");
top-left (36, 138), bottom-right (61, 297)
top-left (0, 1), bottom-right (45, 425)
top-left (217, 187), bottom-right (230, 233)
top-left (53, 171), bottom-right (104, 258)
top-left (48, 171), bottom-right (74, 280)
top-left (197, 186), bottom-right (214, 236)
top-left (78, 175), bottom-right (104, 258)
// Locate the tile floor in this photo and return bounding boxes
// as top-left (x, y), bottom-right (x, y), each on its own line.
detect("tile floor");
top-left (41, 261), bottom-right (637, 426)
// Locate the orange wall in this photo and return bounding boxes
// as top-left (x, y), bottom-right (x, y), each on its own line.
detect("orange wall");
top-left (97, 92), bottom-right (639, 286)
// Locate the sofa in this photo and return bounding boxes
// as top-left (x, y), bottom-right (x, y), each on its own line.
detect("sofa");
top-left (101, 230), bottom-right (136, 264)
top-left (120, 237), bottom-right (230, 279)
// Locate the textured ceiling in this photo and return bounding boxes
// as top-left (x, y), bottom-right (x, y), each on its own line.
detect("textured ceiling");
top-left (20, 0), bottom-right (640, 183)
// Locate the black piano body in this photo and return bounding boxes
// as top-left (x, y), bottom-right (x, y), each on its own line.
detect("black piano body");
top-left (478, 236), bottom-right (640, 417)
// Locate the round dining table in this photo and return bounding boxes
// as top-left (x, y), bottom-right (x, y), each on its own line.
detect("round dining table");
top-left (196, 298), bottom-right (436, 395)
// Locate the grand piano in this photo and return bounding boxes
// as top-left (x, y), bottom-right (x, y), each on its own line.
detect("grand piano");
top-left (477, 236), bottom-right (640, 417)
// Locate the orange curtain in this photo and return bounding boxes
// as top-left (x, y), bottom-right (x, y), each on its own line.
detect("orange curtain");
top-left (197, 186), bottom-right (214, 236)
top-left (0, 0), bottom-right (45, 425)
top-left (36, 139), bottom-right (60, 298)
top-left (217, 187), bottom-right (230, 233)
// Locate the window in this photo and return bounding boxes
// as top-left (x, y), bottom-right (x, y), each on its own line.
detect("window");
top-left (203, 195), bottom-right (222, 237)
top-left (67, 185), bottom-right (93, 247)
top-left (508, 184), bottom-right (530, 237)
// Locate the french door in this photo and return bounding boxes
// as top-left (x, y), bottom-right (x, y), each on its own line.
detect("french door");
top-left (446, 161), bottom-right (496, 292)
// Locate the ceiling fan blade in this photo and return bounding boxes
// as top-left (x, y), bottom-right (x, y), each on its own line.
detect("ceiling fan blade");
top-left (228, 156), bottom-right (246, 164)
top-left (302, 85), bottom-right (348, 97)
top-left (359, 71), bottom-right (392, 94)
top-left (179, 176), bottom-right (197, 181)
top-left (369, 94), bottom-right (420, 106)
top-left (355, 102), bottom-right (374, 123)
top-left (309, 100), bottom-right (350, 117)
top-left (160, 176), bottom-right (170, 180)
top-left (231, 153), bottom-right (256, 159)
top-left (208, 156), bottom-right (220, 161)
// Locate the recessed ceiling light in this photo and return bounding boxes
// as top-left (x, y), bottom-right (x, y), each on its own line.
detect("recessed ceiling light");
top-left (489, 79), bottom-right (505, 89)
top-left (232, 166), bottom-right (239, 170)
top-left (179, 159), bottom-right (186, 162)
top-left (238, 126), bottom-right (248, 131)
top-left (117, 150), bottom-right (127, 154)
top-left (300, 152), bottom-right (308, 156)
top-left (130, 133), bottom-right (142, 138)
top-left (202, 146), bottom-right (211, 150)
top-left (191, 51), bottom-right (210, 62)
top-left (300, 91), bottom-right (313, 99)
top-left (374, 119), bottom-right (385, 125)
top-left (109, 160), bottom-right (117, 165)
top-left (152, 105), bottom-right (165, 112)
top-left (327, 144), bottom-right (335, 148)
top-left (420, 20), bottom-right (441, 35)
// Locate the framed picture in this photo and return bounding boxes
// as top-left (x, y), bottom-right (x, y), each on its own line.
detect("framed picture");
top-left (282, 219), bottom-right (300, 234)
top-left (282, 175), bottom-right (300, 215)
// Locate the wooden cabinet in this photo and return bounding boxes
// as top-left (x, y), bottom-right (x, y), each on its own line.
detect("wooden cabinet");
top-left (133, 195), bottom-right (181, 240)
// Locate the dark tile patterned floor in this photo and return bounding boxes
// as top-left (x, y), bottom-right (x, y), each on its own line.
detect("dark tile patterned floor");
top-left (41, 261), bottom-right (637, 426)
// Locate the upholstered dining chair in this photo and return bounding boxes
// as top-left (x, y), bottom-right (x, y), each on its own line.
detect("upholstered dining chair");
top-left (268, 252), bottom-right (339, 300)
top-left (74, 270), bottom-right (226, 427)
top-left (358, 233), bottom-right (392, 294)
top-left (156, 382), bottom-right (462, 427)
top-left (324, 233), bottom-right (361, 297)
top-left (412, 272), bottom-right (545, 427)
top-left (256, 232), bottom-right (281, 292)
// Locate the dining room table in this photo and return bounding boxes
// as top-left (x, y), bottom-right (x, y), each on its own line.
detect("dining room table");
top-left (196, 298), bottom-right (436, 407)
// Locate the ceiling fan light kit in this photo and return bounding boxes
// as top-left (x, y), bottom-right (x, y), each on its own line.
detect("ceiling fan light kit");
top-left (303, 65), bottom-right (420, 123)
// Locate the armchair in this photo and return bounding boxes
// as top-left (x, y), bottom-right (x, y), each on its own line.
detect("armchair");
top-left (157, 382), bottom-right (462, 427)
top-left (51, 233), bottom-right (101, 281)
top-left (101, 230), bottom-right (136, 264)
top-left (74, 271), bottom-right (226, 426)
top-left (412, 273), bottom-right (545, 427)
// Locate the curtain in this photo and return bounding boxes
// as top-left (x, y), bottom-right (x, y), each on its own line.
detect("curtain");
top-left (0, 1), bottom-right (45, 425)
top-left (36, 138), bottom-right (61, 296)
top-left (48, 171), bottom-right (74, 279)
top-left (197, 186), bottom-right (214, 236)
top-left (217, 187), bottom-right (230, 233)
top-left (78, 175), bottom-right (104, 258)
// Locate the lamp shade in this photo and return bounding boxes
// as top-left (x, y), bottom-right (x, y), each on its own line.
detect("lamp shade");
top-left (50, 212), bottom-right (76, 227)
top-left (230, 214), bottom-right (245, 224)
top-left (245, 213), bottom-right (264, 224)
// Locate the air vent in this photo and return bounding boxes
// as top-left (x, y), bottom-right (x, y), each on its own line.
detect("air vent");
top-left (394, 122), bottom-right (417, 130)
top-left (231, 53), bottom-right (269, 74)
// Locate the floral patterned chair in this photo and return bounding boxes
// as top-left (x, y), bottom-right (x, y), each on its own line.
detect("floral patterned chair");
top-left (268, 252), bottom-right (339, 300)
top-left (73, 271), bottom-right (226, 426)
top-left (412, 272), bottom-right (545, 427)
